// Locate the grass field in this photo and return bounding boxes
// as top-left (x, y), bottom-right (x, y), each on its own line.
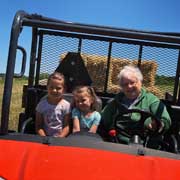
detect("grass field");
top-left (0, 77), bottom-right (174, 132)
top-left (0, 77), bottom-right (27, 131)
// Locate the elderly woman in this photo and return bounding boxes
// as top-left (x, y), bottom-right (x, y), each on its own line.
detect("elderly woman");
top-left (101, 65), bottom-right (171, 147)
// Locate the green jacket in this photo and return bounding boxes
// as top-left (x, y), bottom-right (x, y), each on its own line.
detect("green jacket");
top-left (101, 88), bottom-right (171, 143)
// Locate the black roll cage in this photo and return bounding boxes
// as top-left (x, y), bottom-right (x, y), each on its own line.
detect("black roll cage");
top-left (1, 10), bottom-right (180, 135)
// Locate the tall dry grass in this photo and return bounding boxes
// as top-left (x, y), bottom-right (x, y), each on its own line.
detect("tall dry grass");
top-left (0, 77), bottom-right (27, 131)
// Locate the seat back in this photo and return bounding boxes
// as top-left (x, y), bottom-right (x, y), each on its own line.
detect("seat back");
top-left (56, 52), bottom-right (92, 92)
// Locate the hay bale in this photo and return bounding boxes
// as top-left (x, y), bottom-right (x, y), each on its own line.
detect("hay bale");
top-left (109, 59), bottom-right (158, 88)
top-left (39, 79), bottom-right (48, 86)
top-left (59, 52), bottom-right (160, 97)
top-left (133, 61), bottom-right (158, 87)
top-left (60, 53), bottom-right (108, 91)
top-left (109, 58), bottom-right (132, 87)
top-left (107, 84), bottom-right (120, 94)
top-left (146, 86), bottom-right (163, 98)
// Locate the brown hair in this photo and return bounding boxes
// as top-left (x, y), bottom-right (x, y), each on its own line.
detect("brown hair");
top-left (47, 72), bottom-right (65, 87)
top-left (72, 85), bottom-right (99, 111)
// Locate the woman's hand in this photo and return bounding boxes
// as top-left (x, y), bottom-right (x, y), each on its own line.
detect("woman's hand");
top-left (147, 119), bottom-right (164, 132)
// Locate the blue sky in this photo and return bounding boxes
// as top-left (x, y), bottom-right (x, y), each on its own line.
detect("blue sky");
top-left (0, 0), bottom-right (180, 73)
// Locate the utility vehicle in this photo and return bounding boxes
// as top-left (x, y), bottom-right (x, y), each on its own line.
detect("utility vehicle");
top-left (1, 10), bottom-right (180, 180)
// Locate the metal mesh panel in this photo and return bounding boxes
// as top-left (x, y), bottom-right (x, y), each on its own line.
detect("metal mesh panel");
top-left (81, 39), bottom-right (109, 92)
top-left (111, 43), bottom-right (139, 60)
top-left (40, 35), bottom-right (79, 75)
top-left (38, 32), bottom-right (180, 99)
top-left (108, 43), bottom-right (140, 94)
top-left (107, 44), bottom-right (178, 98)
top-left (142, 46), bottom-right (178, 98)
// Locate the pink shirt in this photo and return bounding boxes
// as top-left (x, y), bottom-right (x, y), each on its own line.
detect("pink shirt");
top-left (36, 97), bottom-right (71, 136)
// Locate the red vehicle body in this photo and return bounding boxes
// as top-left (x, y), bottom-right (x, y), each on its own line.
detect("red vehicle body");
top-left (1, 10), bottom-right (180, 180)
top-left (0, 135), bottom-right (180, 180)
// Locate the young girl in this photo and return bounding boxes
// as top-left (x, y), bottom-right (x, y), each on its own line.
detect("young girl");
top-left (72, 86), bottom-right (101, 133)
top-left (35, 72), bottom-right (71, 137)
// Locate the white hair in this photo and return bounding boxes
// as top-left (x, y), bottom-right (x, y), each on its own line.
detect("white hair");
top-left (117, 65), bottom-right (143, 86)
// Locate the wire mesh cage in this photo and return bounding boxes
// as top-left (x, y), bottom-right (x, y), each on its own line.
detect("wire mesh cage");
top-left (38, 31), bottom-right (178, 99)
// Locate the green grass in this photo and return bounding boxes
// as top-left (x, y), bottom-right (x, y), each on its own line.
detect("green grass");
top-left (0, 78), bottom-right (27, 131)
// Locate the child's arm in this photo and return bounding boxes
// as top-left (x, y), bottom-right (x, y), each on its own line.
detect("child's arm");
top-left (35, 112), bottom-right (46, 136)
top-left (89, 112), bottom-right (101, 133)
top-left (73, 117), bottom-right (80, 133)
top-left (58, 113), bottom-right (70, 137)
top-left (89, 124), bottom-right (98, 133)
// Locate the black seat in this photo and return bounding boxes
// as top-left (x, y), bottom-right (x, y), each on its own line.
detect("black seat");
top-left (162, 101), bottom-right (180, 153)
top-left (18, 87), bottom-right (47, 134)
top-left (55, 52), bottom-right (92, 92)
